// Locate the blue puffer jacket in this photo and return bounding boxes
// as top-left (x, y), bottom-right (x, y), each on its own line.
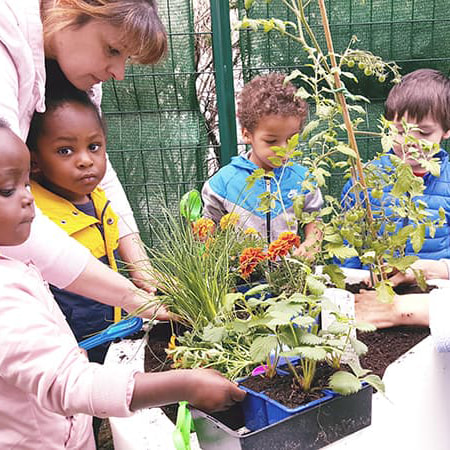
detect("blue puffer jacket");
top-left (201, 154), bottom-right (323, 242)
top-left (340, 149), bottom-right (450, 268)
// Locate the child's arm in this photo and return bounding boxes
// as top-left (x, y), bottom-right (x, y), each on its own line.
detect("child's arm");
top-left (294, 221), bottom-right (322, 259)
top-left (0, 264), bottom-right (245, 419)
top-left (355, 290), bottom-right (429, 328)
top-left (131, 369), bottom-right (245, 412)
top-left (65, 255), bottom-right (167, 320)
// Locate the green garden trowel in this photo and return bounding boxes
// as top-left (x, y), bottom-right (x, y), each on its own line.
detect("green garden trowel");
top-left (173, 401), bottom-right (194, 450)
top-left (179, 190), bottom-right (202, 222)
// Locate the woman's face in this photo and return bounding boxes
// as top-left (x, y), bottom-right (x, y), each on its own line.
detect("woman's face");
top-left (47, 20), bottom-right (130, 91)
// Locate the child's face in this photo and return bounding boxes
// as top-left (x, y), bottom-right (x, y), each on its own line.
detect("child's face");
top-left (32, 103), bottom-right (107, 204)
top-left (243, 114), bottom-right (302, 171)
top-left (392, 113), bottom-right (450, 173)
top-left (0, 129), bottom-right (35, 246)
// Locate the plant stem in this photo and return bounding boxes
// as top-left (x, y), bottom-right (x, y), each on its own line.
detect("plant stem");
top-left (317, 0), bottom-right (386, 282)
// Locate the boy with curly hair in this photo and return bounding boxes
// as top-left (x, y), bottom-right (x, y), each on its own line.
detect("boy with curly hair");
top-left (202, 72), bottom-right (323, 256)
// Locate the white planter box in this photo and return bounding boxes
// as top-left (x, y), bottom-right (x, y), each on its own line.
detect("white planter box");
top-left (106, 277), bottom-right (450, 449)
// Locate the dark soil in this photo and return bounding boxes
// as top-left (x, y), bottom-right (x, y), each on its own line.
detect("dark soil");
top-left (345, 281), bottom-right (434, 295)
top-left (143, 321), bottom-right (180, 424)
top-left (358, 326), bottom-right (430, 378)
top-left (240, 363), bottom-right (336, 409)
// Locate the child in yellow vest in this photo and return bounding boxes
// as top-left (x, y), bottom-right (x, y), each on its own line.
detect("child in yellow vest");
top-left (26, 66), bottom-right (164, 364)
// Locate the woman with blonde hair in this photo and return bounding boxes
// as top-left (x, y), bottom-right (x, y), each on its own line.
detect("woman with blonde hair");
top-left (0, 0), bottom-right (166, 316)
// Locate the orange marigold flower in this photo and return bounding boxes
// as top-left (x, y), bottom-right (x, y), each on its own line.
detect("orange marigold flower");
top-left (192, 218), bottom-right (215, 240)
top-left (267, 232), bottom-right (300, 261)
top-left (239, 247), bottom-right (267, 278)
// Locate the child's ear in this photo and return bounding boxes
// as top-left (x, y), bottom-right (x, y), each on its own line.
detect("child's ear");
top-left (242, 127), bottom-right (252, 144)
top-left (443, 129), bottom-right (450, 140)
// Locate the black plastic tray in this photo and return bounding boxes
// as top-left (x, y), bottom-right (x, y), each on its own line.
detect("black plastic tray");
top-left (191, 384), bottom-right (372, 450)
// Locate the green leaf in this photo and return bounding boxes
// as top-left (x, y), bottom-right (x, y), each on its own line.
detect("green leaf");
top-left (245, 284), bottom-right (270, 297)
top-left (322, 264), bottom-right (346, 289)
top-left (306, 274), bottom-right (325, 296)
top-left (353, 321), bottom-right (376, 332)
top-left (326, 244), bottom-right (358, 260)
top-left (411, 224), bottom-right (426, 253)
top-left (244, 0), bottom-right (255, 9)
top-left (387, 255), bottom-right (418, 272)
top-left (202, 326), bottom-right (225, 343)
top-left (301, 120), bottom-right (319, 139)
top-left (336, 143), bottom-right (357, 158)
top-left (362, 374), bottom-right (385, 393)
top-left (249, 335), bottom-right (279, 362)
top-left (349, 336), bottom-right (368, 356)
top-left (329, 371), bottom-right (361, 395)
top-left (375, 280), bottom-right (395, 303)
top-left (267, 156), bottom-right (283, 167)
top-left (294, 346), bottom-right (327, 361)
top-left (291, 315), bottom-right (316, 328)
top-left (297, 332), bottom-right (323, 345)
top-left (224, 293), bottom-right (243, 312)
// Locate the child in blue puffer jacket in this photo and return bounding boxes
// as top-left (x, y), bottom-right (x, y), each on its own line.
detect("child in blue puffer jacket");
top-left (341, 69), bottom-right (450, 268)
top-left (202, 72), bottom-right (323, 258)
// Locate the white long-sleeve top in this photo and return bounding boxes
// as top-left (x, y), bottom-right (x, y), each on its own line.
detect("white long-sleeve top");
top-left (0, 255), bottom-right (136, 449)
top-left (0, 0), bottom-right (138, 287)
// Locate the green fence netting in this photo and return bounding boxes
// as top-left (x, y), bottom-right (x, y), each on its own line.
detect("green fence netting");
top-left (237, 0), bottom-right (450, 198)
top-left (101, 0), bottom-right (208, 247)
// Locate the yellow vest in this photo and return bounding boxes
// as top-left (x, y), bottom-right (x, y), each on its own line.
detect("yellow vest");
top-left (31, 181), bottom-right (119, 270)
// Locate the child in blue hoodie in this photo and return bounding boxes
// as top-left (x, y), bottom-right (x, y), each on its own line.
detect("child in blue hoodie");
top-left (202, 72), bottom-right (323, 257)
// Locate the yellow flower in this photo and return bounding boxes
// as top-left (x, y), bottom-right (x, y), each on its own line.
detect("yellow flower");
top-left (168, 335), bottom-right (177, 350)
top-left (220, 212), bottom-right (240, 230)
top-left (244, 227), bottom-right (259, 235)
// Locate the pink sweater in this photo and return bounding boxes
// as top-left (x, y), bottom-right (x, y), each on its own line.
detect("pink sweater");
top-left (0, 255), bottom-right (137, 449)
top-left (0, 0), bottom-right (138, 287)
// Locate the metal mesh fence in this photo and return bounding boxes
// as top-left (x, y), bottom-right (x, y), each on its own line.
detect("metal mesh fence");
top-left (101, 0), bottom-right (209, 246)
top-left (101, 0), bottom-right (450, 245)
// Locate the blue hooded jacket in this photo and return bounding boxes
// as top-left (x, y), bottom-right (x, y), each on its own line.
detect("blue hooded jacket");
top-left (340, 149), bottom-right (450, 267)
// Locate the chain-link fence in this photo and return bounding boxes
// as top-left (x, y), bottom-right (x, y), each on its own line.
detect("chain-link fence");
top-left (101, 0), bottom-right (450, 246)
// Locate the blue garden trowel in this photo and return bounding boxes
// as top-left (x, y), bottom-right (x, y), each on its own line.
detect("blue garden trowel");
top-left (79, 317), bottom-right (143, 350)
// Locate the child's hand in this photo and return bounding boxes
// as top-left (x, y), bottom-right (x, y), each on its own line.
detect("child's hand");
top-left (139, 300), bottom-right (173, 321)
top-left (129, 269), bottom-right (158, 295)
top-left (186, 368), bottom-right (246, 412)
top-left (293, 240), bottom-right (318, 260)
top-left (131, 369), bottom-right (246, 412)
top-left (355, 290), bottom-right (429, 328)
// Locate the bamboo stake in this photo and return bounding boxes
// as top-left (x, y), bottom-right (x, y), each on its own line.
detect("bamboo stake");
top-left (317, 0), bottom-right (386, 282)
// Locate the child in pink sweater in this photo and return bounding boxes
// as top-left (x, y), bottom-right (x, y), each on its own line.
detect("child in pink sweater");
top-left (0, 122), bottom-right (245, 449)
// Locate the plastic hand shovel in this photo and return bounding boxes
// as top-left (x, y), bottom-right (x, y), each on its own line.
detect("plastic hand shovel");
top-left (173, 401), bottom-right (194, 450)
top-left (78, 317), bottom-right (143, 350)
top-left (179, 190), bottom-right (202, 222)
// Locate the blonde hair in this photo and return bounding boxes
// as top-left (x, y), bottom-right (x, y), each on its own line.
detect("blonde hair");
top-left (42, 0), bottom-right (167, 65)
